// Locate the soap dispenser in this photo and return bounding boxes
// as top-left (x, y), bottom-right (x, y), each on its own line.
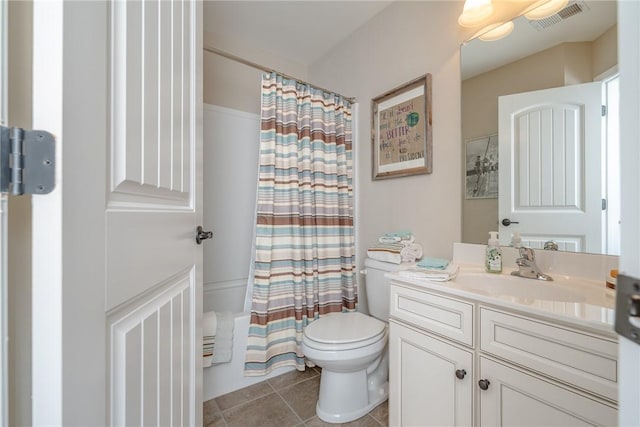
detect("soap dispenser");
top-left (511, 231), bottom-right (522, 248)
top-left (486, 231), bottom-right (502, 273)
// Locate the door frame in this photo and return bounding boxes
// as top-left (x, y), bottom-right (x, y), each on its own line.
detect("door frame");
top-left (618, 0), bottom-right (640, 424)
top-left (0, 0), bottom-right (8, 424)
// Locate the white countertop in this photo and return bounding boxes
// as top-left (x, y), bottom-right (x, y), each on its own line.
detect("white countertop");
top-left (386, 264), bottom-right (617, 337)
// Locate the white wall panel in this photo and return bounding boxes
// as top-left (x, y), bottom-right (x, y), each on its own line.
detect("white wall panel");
top-left (203, 105), bottom-right (259, 286)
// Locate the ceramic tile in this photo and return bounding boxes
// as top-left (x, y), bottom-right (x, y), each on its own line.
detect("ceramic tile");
top-left (304, 414), bottom-right (383, 427)
top-left (214, 380), bottom-right (274, 411)
top-left (204, 398), bottom-right (226, 427)
top-left (279, 376), bottom-right (321, 422)
top-left (268, 367), bottom-right (319, 391)
top-left (369, 400), bottom-right (388, 426)
top-left (223, 392), bottom-right (301, 427)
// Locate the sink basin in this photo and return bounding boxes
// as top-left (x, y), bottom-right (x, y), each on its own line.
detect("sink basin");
top-left (452, 270), bottom-right (587, 303)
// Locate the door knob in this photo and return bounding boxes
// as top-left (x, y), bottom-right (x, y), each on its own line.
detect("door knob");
top-left (196, 226), bottom-right (213, 244)
top-left (502, 218), bottom-right (519, 226)
top-left (455, 369), bottom-right (467, 380)
top-left (478, 379), bottom-right (491, 390)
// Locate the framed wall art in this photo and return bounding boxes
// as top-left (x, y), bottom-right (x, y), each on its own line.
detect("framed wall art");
top-left (371, 74), bottom-right (432, 180)
top-left (465, 133), bottom-right (499, 199)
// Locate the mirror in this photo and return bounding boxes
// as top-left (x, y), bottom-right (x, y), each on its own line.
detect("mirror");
top-left (461, 0), bottom-right (618, 255)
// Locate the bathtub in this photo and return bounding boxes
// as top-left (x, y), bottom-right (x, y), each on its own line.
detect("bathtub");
top-left (203, 279), bottom-right (295, 401)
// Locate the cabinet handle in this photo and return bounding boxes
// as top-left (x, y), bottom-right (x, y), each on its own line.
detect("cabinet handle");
top-left (455, 369), bottom-right (467, 380)
top-left (478, 379), bottom-right (490, 390)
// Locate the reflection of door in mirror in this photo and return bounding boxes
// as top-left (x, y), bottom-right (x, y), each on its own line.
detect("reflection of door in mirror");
top-left (460, 2), bottom-right (618, 254)
top-left (498, 82), bottom-right (604, 253)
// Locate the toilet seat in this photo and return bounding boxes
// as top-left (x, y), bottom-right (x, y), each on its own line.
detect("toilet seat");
top-left (303, 312), bottom-right (386, 351)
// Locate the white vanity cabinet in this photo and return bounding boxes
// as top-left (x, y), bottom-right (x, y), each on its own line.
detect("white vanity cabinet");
top-left (478, 357), bottom-right (617, 426)
top-left (389, 322), bottom-right (473, 427)
top-left (388, 284), bottom-right (474, 426)
top-left (388, 280), bottom-right (618, 427)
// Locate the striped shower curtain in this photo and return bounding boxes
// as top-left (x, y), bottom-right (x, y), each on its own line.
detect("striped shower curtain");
top-left (244, 72), bottom-right (356, 376)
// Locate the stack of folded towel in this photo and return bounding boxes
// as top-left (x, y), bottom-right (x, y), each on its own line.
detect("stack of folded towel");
top-left (203, 310), bottom-right (234, 368)
top-left (367, 231), bottom-right (423, 264)
top-left (398, 257), bottom-right (459, 281)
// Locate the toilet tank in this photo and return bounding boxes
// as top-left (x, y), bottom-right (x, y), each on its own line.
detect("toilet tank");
top-left (363, 258), bottom-right (404, 321)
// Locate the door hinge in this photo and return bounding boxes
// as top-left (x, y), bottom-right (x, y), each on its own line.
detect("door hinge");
top-left (615, 274), bottom-right (640, 344)
top-left (602, 105), bottom-right (607, 116)
top-left (1, 126), bottom-right (56, 195)
top-left (602, 198), bottom-right (607, 210)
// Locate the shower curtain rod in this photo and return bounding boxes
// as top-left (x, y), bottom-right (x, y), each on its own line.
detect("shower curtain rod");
top-left (203, 46), bottom-right (356, 103)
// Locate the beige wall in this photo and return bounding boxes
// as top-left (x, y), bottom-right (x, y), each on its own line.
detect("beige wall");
top-left (308, 1), bottom-right (464, 265)
top-left (461, 29), bottom-right (618, 245)
top-left (203, 2), bottom-right (465, 270)
top-left (7, 1), bottom-right (32, 426)
top-left (203, 30), bottom-right (309, 114)
top-left (593, 24), bottom-right (618, 78)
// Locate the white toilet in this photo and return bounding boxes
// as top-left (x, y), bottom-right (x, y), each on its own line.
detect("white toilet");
top-left (301, 258), bottom-right (400, 423)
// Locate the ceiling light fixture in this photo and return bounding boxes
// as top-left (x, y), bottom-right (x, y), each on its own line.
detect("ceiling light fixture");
top-left (458, 0), bottom-right (495, 28)
top-left (524, 0), bottom-right (569, 20)
top-left (478, 21), bottom-right (515, 41)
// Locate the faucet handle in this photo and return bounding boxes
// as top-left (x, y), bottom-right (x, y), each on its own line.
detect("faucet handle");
top-left (518, 246), bottom-right (535, 261)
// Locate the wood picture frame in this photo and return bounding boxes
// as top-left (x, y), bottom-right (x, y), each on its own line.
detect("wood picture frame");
top-left (371, 74), bottom-right (432, 180)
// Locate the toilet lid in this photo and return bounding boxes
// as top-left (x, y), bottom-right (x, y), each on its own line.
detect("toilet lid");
top-left (304, 312), bottom-right (386, 345)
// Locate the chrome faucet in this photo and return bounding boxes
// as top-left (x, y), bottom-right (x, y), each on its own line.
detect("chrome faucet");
top-left (511, 246), bottom-right (553, 281)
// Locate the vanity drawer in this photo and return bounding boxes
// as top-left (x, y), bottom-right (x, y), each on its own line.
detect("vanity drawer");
top-left (390, 284), bottom-right (473, 346)
top-left (480, 307), bottom-right (618, 401)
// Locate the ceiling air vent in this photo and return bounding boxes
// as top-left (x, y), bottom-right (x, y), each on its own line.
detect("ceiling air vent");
top-left (528, 1), bottom-right (590, 31)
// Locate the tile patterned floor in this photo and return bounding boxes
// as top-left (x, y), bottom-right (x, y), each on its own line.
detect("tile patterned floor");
top-left (204, 368), bottom-right (389, 427)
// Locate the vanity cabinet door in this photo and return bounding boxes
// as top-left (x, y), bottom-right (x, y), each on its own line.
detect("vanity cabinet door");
top-left (389, 321), bottom-right (473, 427)
top-left (478, 357), bottom-right (617, 427)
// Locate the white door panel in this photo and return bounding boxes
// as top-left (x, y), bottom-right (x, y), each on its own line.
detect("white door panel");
top-left (499, 82), bottom-right (602, 252)
top-left (109, 270), bottom-right (192, 426)
top-left (105, 212), bottom-right (197, 311)
top-left (107, 0), bottom-right (202, 424)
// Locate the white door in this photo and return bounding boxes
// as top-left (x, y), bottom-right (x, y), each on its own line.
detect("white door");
top-left (498, 82), bottom-right (602, 252)
top-left (618, 0), bottom-right (640, 424)
top-left (30, 1), bottom-right (203, 425)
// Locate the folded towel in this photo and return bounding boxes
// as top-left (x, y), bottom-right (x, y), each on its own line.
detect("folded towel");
top-left (203, 311), bottom-right (217, 337)
top-left (383, 230), bottom-right (413, 240)
top-left (378, 236), bottom-right (401, 243)
top-left (203, 310), bottom-right (234, 368)
top-left (416, 257), bottom-right (449, 270)
top-left (367, 248), bottom-right (402, 264)
top-left (367, 240), bottom-right (423, 264)
top-left (398, 263), bottom-right (460, 282)
top-left (400, 243), bottom-right (423, 263)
